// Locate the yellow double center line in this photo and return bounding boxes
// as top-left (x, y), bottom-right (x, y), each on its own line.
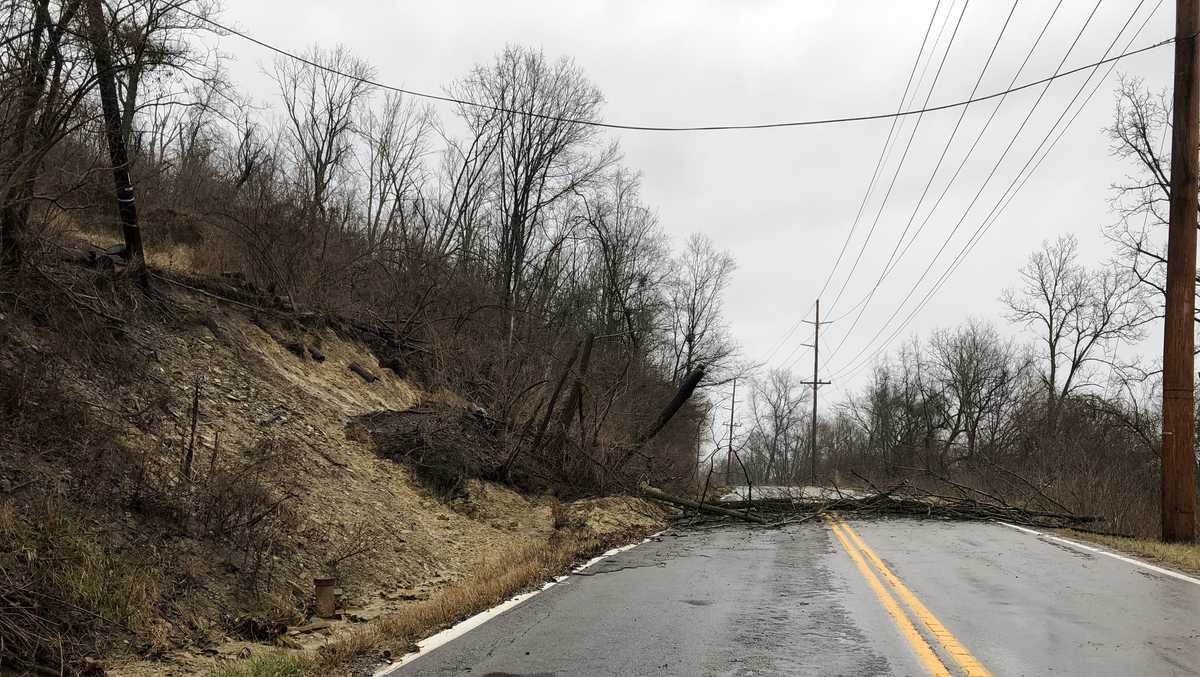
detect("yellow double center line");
top-left (824, 514), bottom-right (991, 677)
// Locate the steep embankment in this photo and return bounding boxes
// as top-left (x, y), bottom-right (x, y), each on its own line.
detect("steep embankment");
top-left (0, 259), bottom-right (662, 676)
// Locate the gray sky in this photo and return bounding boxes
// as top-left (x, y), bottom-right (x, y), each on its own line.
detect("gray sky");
top-left (217, 0), bottom-right (1175, 405)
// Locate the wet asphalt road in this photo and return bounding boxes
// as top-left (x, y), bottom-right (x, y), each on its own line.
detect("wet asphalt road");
top-left (383, 518), bottom-right (1200, 676)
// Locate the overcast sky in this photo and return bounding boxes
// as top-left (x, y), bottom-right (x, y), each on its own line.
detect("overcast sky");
top-left (215, 0), bottom-right (1175, 406)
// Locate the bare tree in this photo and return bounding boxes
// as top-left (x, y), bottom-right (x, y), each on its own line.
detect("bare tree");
top-left (85, 0), bottom-right (143, 269)
top-left (357, 92), bottom-right (433, 252)
top-left (927, 319), bottom-right (1027, 462)
top-left (1002, 234), bottom-right (1151, 421)
top-left (449, 44), bottom-right (617, 311)
top-left (271, 44), bottom-right (375, 220)
top-left (433, 112), bottom-right (499, 270)
top-left (579, 168), bottom-right (669, 344)
top-left (0, 0), bottom-right (87, 267)
top-left (746, 368), bottom-right (808, 483)
top-left (1102, 75), bottom-right (1195, 322)
top-left (104, 0), bottom-right (224, 150)
top-left (667, 233), bottom-right (736, 385)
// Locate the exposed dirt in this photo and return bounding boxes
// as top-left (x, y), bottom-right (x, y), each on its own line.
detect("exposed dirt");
top-left (0, 264), bottom-right (662, 676)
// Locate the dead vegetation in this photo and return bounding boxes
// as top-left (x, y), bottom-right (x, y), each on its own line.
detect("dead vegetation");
top-left (207, 498), bottom-right (662, 677)
top-left (353, 403), bottom-right (534, 498)
top-left (0, 252), bottom-right (676, 675)
top-left (649, 474), bottom-right (1097, 532)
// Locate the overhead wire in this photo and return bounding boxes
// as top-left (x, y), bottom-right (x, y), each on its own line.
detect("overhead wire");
top-left (818, 0), bottom-right (973, 339)
top-left (820, 0), bottom-right (1111, 376)
top-left (822, 0), bottom-right (1065, 327)
top-left (777, 0), bottom-right (974, 374)
top-left (802, 0), bottom-right (1025, 372)
top-left (179, 5), bottom-right (1172, 133)
top-left (178, 3), bottom-right (1176, 387)
top-left (777, 0), bottom-right (972, 372)
top-left (812, 0), bottom-right (1020, 372)
top-left (759, 0), bottom-right (948, 366)
top-left (827, 0), bottom-right (1162, 384)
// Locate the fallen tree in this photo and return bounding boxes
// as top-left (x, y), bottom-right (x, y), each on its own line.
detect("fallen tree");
top-left (640, 484), bottom-right (767, 525)
top-left (641, 480), bottom-right (1098, 530)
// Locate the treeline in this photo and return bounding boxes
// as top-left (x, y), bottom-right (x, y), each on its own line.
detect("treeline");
top-left (732, 140), bottom-right (1171, 537)
top-left (0, 2), bottom-right (738, 489)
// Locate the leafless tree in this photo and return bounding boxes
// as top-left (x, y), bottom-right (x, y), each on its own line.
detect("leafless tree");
top-left (667, 233), bottom-right (736, 386)
top-left (745, 368), bottom-right (808, 483)
top-left (927, 319), bottom-right (1028, 462)
top-left (0, 0), bottom-right (88, 266)
top-left (1001, 235), bottom-right (1151, 420)
top-left (1102, 75), bottom-right (1190, 321)
top-left (449, 44), bottom-right (617, 311)
top-left (356, 92), bottom-right (433, 252)
top-left (104, 0), bottom-right (224, 150)
top-left (579, 168), bottom-right (669, 344)
top-left (271, 44), bottom-right (375, 221)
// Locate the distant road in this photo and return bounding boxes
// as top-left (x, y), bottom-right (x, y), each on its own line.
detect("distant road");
top-left (382, 518), bottom-right (1200, 676)
top-left (718, 484), bottom-right (870, 501)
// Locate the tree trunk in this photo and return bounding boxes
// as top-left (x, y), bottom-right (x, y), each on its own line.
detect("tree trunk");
top-left (84, 0), bottom-right (145, 281)
top-left (640, 484), bottom-right (767, 525)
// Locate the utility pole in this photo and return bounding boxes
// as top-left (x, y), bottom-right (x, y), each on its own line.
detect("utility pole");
top-left (802, 299), bottom-right (831, 487)
top-left (1162, 0), bottom-right (1200, 543)
top-left (725, 376), bottom-right (737, 485)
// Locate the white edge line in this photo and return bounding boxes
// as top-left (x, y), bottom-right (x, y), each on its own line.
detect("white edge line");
top-left (997, 521), bottom-right (1200, 586)
top-left (372, 530), bottom-right (667, 676)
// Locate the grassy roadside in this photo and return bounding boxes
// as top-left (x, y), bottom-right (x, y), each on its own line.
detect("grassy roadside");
top-left (208, 528), bottom-right (654, 677)
top-left (1058, 529), bottom-right (1200, 577)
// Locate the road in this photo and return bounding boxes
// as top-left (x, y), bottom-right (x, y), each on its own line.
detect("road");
top-left (381, 517), bottom-right (1200, 676)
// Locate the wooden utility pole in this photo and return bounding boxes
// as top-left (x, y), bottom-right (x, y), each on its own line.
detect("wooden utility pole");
top-left (85, 0), bottom-right (145, 277)
top-left (1162, 0), bottom-right (1200, 543)
top-left (725, 376), bottom-right (737, 484)
top-left (802, 299), bottom-right (831, 486)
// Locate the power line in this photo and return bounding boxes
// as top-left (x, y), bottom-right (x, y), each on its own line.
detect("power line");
top-left (821, 0), bottom-right (1067, 333)
top-left (781, 0), bottom-right (970, 372)
top-left (810, 0), bottom-right (1022, 364)
top-left (828, 0), bottom-right (1162, 384)
top-left (180, 6), bottom-right (1174, 133)
top-left (824, 0), bottom-right (1065, 327)
top-left (829, 0), bottom-right (1151, 381)
top-left (758, 0), bottom-right (946, 366)
top-left (821, 0), bottom-right (1112, 374)
top-left (823, 0), bottom-right (973, 323)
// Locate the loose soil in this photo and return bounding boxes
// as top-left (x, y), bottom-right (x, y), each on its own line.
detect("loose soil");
top-left (0, 259), bottom-right (664, 676)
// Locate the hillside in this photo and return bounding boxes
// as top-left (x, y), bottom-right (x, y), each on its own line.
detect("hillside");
top-left (1, 10), bottom-right (735, 675)
top-left (0, 247), bottom-right (665, 676)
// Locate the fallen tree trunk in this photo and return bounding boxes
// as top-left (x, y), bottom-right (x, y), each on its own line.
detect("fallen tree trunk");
top-left (640, 484), bottom-right (768, 525)
top-left (635, 367), bottom-right (705, 447)
top-left (349, 362), bottom-right (378, 383)
top-left (614, 367), bottom-right (706, 473)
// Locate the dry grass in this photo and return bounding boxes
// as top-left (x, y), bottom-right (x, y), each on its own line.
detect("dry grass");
top-left (1061, 530), bottom-right (1200, 576)
top-left (0, 498), bottom-right (162, 672)
top-left (210, 529), bottom-right (648, 677)
top-left (208, 652), bottom-right (311, 677)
